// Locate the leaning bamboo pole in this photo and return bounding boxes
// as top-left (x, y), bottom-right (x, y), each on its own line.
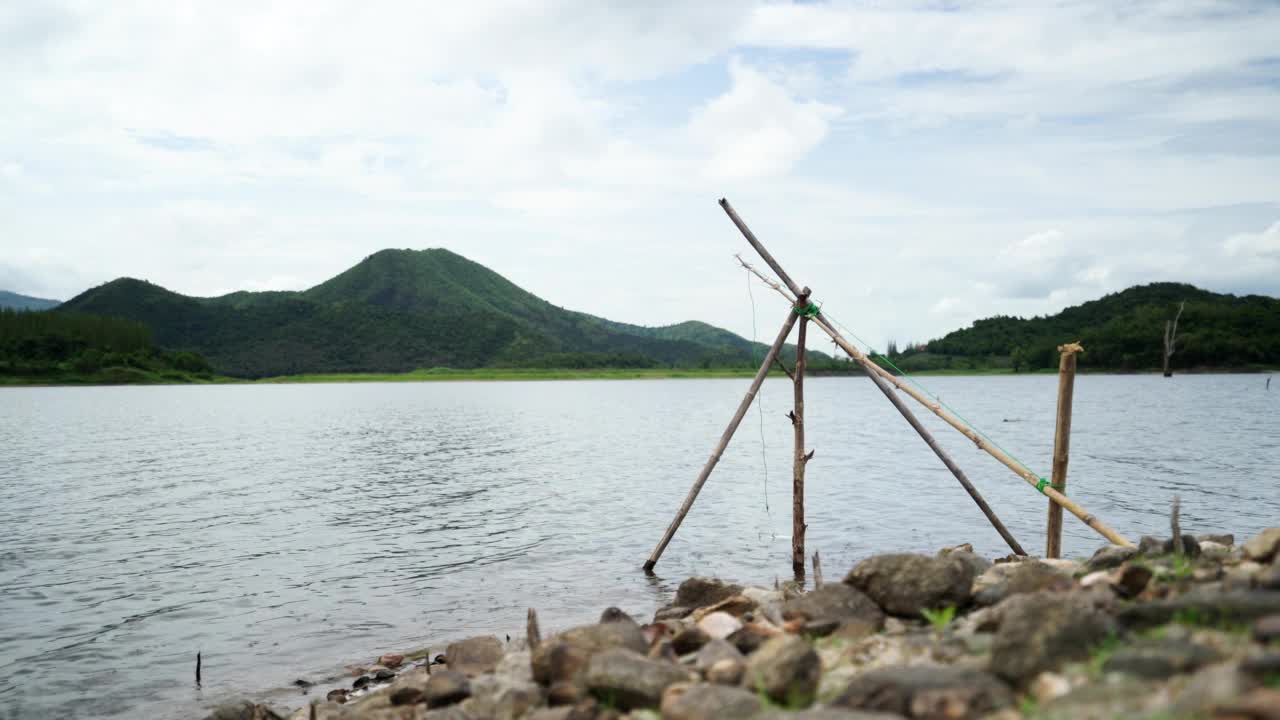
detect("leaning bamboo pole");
top-left (643, 295), bottom-right (808, 572)
top-left (721, 198), bottom-right (1135, 548)
top-left (1046, 343), bottom-right (1081, 558)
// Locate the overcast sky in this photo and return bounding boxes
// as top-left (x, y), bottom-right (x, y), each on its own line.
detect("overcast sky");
top-left (3, 1), bottom-right (1278, 349)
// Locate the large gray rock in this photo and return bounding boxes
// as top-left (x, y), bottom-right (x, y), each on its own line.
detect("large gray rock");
top-left (460, 674), bottom-right (542, 720)
top-left (831, 666), bottom-right (1013, 720)
top-left (584, 647), bottom-right (689, 710)
top-left (675, 577), bottom-right (744, 609)
top-left (844, 553), bottom-right (977, 617)
top-left (971, 561), bottom-right (1073, 607)
top-left (1085, 544), bottom-right (1139, 571)
top-left (660, 682), bottom-right (762, 720)
top-left (1117, 589), bottom-right (1280, 629)
top-left (741, 635), bottom-right (820, 708)
top-left (695, 638), bottom-right (744, 672)
top-left (782, 584), bottom-right (885, 631)
top-left (202, 702), bottom-right (285, 720)
top-left (1244, 527), bottom-right (1280, 562)
top-left (1102, 638), bottom-right (1221, 678)
top-left (990, 591), bottom-right (1117, 683)
top-left (424, 670), bottom-right (471, 708)
top-left (531, 614), bottom-right (648, 686)
top-left (445, 635), bottom-right (504, 676)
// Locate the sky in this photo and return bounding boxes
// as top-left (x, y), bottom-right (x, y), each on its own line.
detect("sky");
top-left (2, 1), bottom-right (1279, 350)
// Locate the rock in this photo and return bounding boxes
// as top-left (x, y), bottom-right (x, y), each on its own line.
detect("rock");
top-left (696, 612), bottom-right (743, 641)
top-left (1241, 653), bottom-right (1280, 677)
top-left (1038, 676), bottom-right (1168, 719)
top-left (1213, 688), bottom-right (1280, 720)
top-left (706, 658), bottom-right (744, 685)
top-left (691, 595), bottom-right (758, 622)
top-left (531, 615), bottom-right (648, 686)
top-left (727, 623), bottom-right (774, 655)
top-left (1164, 535), bottom-right (1202, 558)
top-left (938, 545), bottom-right (992, 577)
top-left (1254, 614), bottom-right (1280, 642)
top-left (547, 681), bottom-right (584, 706)
top-left (1258, 563), bottom-right (1280, 591)
top-left (201, 702), bottom-right (286, 720)
top-left (782, 584), bottom-right (886, 630)
top-left (695, 639), bottom-right (744, 672)
top-left (971, 561), bottom-right (1073, 606)
top-left (1102, 638), bottom-right (1221, 677)
top-left (990, 591), bottom-right (1116, 683)
top-left (372, 668), bottom-right (395, 682)
top-left (390, 686), bottom-right (425, 705)
top-left (1086, 544), bottom-right (1139, 571)
top-left (675, 577), bottom-right (744, 610)
top-left (756, 711), bottom-right (908, 720)
top-left (325, 689), bottom-right (348, 704)
top-left (527, 709), bottom-right (576, 720)
top-left (1197, 533), bottom-right (1234, 546)
top-left (445, 635), bottom-right (504, 676)
top-left (671, 626), bottom-right (711, 655)
top-left (831, 666), bottom-right (1013, 720)
top-left (1171, 662), bottom-right (1257, 717)
top-left (461, 675), bottom-right (542, 720)
top-left (378, 653), bottom-right (404, 669)
top-left (352, 676), bottom-right (371, 690)
top-left (741, 635), bottom-right (820, 708)
top-left (1118, 590), bottom-right (1280, 629)
top-left (584, 647), bottom-right (689, 710)
top-left (495, 649), bottom-right (534, 683)
top-left (1029, 672), bottom-right (1071, 703)
top-left (1243, 528), bottom-right (1280, 562)
top-left (425, 670), bottom-right (471, 708)
top-left (655, 606), bottom-right (694, 621)
top-left (1038, 558), bottom-right (1080, 574)
top-left (1138, 535), bottom-right (1165, 555)
top-left (1200, 540), bottom-right (1233, 561)
top-left (659, 682), bottom-right (761, 720)
top-left (844, 553), bottom-right (977, 617)
top-left (1113, 563), bottom-right (1153, 598)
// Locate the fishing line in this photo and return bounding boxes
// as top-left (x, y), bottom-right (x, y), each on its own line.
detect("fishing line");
top-left (745, 269), bottom-right (776, 541)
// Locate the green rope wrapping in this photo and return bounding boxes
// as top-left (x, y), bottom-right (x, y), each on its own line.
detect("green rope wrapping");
top-left (1036, 477), bottom-right (1050, 495)
top-left (794, 302), bottom-right (821, 318)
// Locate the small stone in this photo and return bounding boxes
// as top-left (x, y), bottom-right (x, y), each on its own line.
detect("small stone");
top-left (1197, 533), bottom-right (1234, 546)
top-left (660, 682), bottom-right (760, 720)
top-left (1088, 544), bottom-right (1139, 571)
top-left (372, 668), bottom-right (395, 682)
top-left (1254, 613), bottom-right (1280, 642)
top-left (1212, 688), bottom-right (1280, 720)
top-left (352, 676), bottom-right (371, 690)
top-left (706, 658), bottom-right (744, 686)
top-left (378, 653), bottom-right (405, 669)
top-left (1243, 528), bottom-right (1280, 562)
top-left (1029, 672), bottom-right (1071, 703)
top-left (690, 594), bottom-right (758, 622)
top-left (726, 623), bottom-right (772, 655)
top-left (1171, 662), bottom-right (1254, 716)
top-left (844, 552), bottom-right (977, 617)
top-left (1102, 638), bottom-right (1221, 678)
top-left (531, 616), bottom-right (647, 686)
top-left (671, 626), bottom-right (711, 655)
top-left (425, 670), bottom-right (471, 708)
top-left (740, 635), bottom-right (820, 708)
top-left (674, 577), bottom-right (744, 610)
top-left (325, 688), bottom-right (348, 704)
top-left (1138, 535), bottom-right (1165, 555)
top-left (696, 611), bottom-right (743, 640)
top-left (445, 635), bottom-right (504, 676)
top-left (1038, 558), bottom-right (1081, 574)
top-left (1257, 563), bottom-right (1280, 591)
top-left (460, 674), bottom-right (541, 719)
top-left (200, 701), bottom-right (285, 720)
top-left (654, 606), bottom-right (694, 621)
top-left (782, 583), bottom-right (885, 630)
top-left (1241, 653), bottom-right (1280, 677)
top-left (832, 666), bottom-right (1013, 719)
top-left (390, 686), bottom-right (425, 706)
top-left (971, 561), bottom-right (1073, 606)
top-left (801, 618), bottom-right (840, 637)
top-left (695, 638), bottom-right (744, 672)
top-left (291, 678), bottom-right (311, 689)
top-left (547, 681), bottom-right (583, 706)
top-left (584, 648), bottom-right (689, 710)
top-left (1200, 540), bottom-right (1232, 561)
top-left (1226, 561), bottom-right (1267, 590)
top-left (1114, 563), bottom-right (1154, 598)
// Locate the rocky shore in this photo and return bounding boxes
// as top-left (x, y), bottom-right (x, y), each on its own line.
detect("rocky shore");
top-left (208, 527), bottom-right (1280, 720)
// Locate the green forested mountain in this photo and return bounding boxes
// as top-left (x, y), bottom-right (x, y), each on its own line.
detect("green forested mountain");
top-left (895, 283), bottom-right (1280, 372)
top-left (57, 249), bottom-right (816, 378)
top-left (0, 290), bottom-right (60, 311)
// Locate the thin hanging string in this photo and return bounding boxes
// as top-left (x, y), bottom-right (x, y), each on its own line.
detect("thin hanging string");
top-left (745, 268), bottom-right (774, 534)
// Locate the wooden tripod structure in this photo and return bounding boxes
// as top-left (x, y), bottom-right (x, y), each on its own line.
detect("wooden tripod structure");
top-left (642, 199), bottom-right (1135, 573)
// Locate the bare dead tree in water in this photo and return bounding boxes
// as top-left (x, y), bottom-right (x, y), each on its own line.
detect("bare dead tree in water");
top-left (1163, 301), bottom-right (1185, 377)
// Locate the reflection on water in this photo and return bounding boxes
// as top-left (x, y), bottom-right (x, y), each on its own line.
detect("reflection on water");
top-left (0, 375), bottom-right (1276, 717)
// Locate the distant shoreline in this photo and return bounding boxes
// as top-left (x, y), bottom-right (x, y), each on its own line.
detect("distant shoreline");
top-left (2, 365), bottom-right (1275, 387)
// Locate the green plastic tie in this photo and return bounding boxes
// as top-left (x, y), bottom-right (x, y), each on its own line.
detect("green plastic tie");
top-left (794, 302), bottom-right (821, 318)
top-left (1036, 477), bottom-right (1050, 495)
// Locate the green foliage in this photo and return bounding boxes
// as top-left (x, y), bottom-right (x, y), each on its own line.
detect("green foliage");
top-left (1086, 633), bottom-right (1122, 677)
top-left (924, 283), bottom-right (1280, 371)
top-left (1171, 607), bottom-right (1250, 634)
top-left (921, 605), bottom-right (957, 631)
top-left (0, 308), bottom-right (212, 383)
top-left (1169, 554), bottom-right (1194, 580)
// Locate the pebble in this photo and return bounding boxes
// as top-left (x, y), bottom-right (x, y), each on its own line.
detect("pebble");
top-left (695, 611), bottom-right (742, 640)
top-left (1254, 613), bottom-right (1280, 643)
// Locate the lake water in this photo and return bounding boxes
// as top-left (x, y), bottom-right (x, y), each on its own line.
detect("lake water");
top-left (1, 375), bottom-right (1277, 718)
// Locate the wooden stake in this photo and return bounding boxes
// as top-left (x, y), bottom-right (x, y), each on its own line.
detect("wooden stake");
top-left (721, 198), bottom-right (1135, 548)
top-left (812, 550), bottom-right (824, 588)
top-left (1046, 343), bottom-right (1081, 558)
top-left (643, 297), bottom-right (807, 572)
top-left (792, 316), bottom-right (809, 576)
top-left (195, 651), bottom-right (202, 686)
top-left (526, 608), bottom-right (542, 650)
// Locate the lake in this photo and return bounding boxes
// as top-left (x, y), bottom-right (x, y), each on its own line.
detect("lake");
top-left (1, 375), bottom-right (1276, 718)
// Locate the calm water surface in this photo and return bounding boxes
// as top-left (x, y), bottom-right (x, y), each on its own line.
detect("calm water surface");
top-left (1, 375), bottom-right (1277, 718)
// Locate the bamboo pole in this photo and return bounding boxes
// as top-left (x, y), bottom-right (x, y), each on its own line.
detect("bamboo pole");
top-left (643, 296), bottom-right (808, 572)
top-left (1046, 343), bottom-right (1081, 558)
top-left (720, 198), bottom-right (1135, 548)
top-left (792, 317), bottom-right (809, 575)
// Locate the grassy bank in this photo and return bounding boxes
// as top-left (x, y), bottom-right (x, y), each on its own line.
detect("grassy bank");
top-left (255, 367), bottom-right (771, 383)
top-left (0, 367), bottom-right (223, 386)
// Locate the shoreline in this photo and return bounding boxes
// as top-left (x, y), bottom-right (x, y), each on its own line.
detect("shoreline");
top-left (3, 365), bottom-right (1276, 388)
top-left (212, 527), bottom-right (1280, 720)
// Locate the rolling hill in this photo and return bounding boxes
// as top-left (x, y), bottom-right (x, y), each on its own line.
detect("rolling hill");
top-left (58, 249), bottom-right (814, 378)
top-left (0, 290), bottom-right (60, 311)
top-left (898, 283), bottom-right (1280, 372)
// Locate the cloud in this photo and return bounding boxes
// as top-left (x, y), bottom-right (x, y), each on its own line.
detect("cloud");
top-left (1223, 220), bottom-right (1280, 259)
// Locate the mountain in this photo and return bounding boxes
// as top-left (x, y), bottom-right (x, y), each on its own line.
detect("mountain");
top-left (901, 283), bottom-right (1280, 371)
top-left (58, 249), bottom-right (810, 378)
top-left (0, 290), bottom-right (60, 311)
